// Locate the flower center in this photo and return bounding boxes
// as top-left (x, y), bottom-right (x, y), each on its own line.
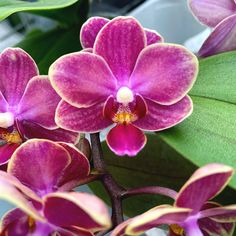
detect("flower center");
top-left (0, 112), bottom-right (14, 129)
top-left (28, 216), bottom-right (36, 232)
top-left (0, 128), bottom-right (22, 144)
top-left (116, 86), bottom-right (134, 104)
top-left (113, 105), bottom-right (137, 125)
top-left (170, 224), bottom-right (185, 236)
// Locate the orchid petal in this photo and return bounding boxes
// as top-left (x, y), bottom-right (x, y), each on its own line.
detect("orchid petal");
top-left (8, 139), bottom-right (71, 196)
top-left (199, 14), bottom-right (236, 58)
top-left (80, 16), bottom-right (109, 48)
top-left (57, 142), bottom-right (90, 188)
top-left (56, 100), bottom-right (112, 132)
top-left (43, 192), bottom-right (111, 231)
top-left (0, 209), bottom-right (31, 236)
top-left (106, 124), bottom-right (146, 156)
top-left (0, 143), bottom-right (19, 165)
top-left (0, 92), bottom-right (8, 113)
top-left (110, 219), bottom-right (133, 236)
top-left (145, 29), bottom-right (164, 45)
top-left (188, 0), bottom-right (236, 27)
top-left (0, 48), bottom-right (38, 106)
top-left (49, 52), bottom-right (117, 108)
top-left (0, 175), bottom-right (43, 221)
top-left (175, 164), bottom-right (234, 214)
top-left (17, 76), bottom-right (60, 129)
top-left (94, 16), bottom-right (146, 85)
top-left (134, 96), bottom-right (193, 131)
top-left (20, 120), bottom-right (78, 143)
top-left (199, 203), bottom-right (235, 236)
top-left (125, 205), bottom-right (191, 235)
top-left (130, 43), bottom-right (198, 105)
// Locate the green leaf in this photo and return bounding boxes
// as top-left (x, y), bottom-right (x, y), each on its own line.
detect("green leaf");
top-left (0, 0), bottom-right (79, 22)
top-left (89, 135), bottom-right (236, 217)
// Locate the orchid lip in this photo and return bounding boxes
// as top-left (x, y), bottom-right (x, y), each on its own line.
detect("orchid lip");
top-left (0, 112), bottom-right (14, 129)
top-left (116, 86), bottom-right (134, 104)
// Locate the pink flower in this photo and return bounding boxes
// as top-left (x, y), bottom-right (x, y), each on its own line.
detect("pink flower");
top-left (112, 164), bottom-right (236, 236)
top-left (0, 48), bottom-right (77, 165)
top-left (0, 139), bottom-right (111, 235)
top-left (49, 16), bottom-right (198, 156)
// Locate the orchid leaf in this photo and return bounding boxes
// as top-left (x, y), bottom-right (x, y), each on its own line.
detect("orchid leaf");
top-left (0, 0), bottom-right (79, 22)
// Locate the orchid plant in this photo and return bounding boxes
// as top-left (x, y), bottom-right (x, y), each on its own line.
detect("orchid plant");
top-left (0, 0), bottom-right (235, 236)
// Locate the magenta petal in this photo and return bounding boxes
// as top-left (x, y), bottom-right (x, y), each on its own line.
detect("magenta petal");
top-left (20, 120), bottom-right (78, 143)
top-left (43, 192), bottom-right (111, 231)
top-left (175, 164), bottom-right (234, 214)
top-left (189, 0), bottom-right (236, 27)
top-left (106, 124), bottom-right (146, 156)
top-left (0, 92), bottom-right (8, 112)
top-left (131, 44), bottom-right (198, 105)
top-left (49, 52), bottom-right (117, 108)
top-left (1, 209), bottom-right (31, 236)
top-left (80, 16), bottom-right (109, 48)
top-left (134, 96), bottom-right (193, 131)
top-left (145, 28), bottom-right (164, 45)
top-left (17, 76), bottom-right (60, 129)
top-left (57, 142), bottom-right (90, 188)
top-left (0, 143), bottom-right (19, 165)
top-left (0, 48), bottom-right (38, 106)
top-left (199, 14), bottom-right (236, 57)
top-left (56, 100), bottom-right (112, 132)
top-left (8, 139), bottom-right (71, 196)
top-left (94, 16), bottom-right (146, 85)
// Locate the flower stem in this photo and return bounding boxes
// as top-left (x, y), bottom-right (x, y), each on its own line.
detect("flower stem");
top-left (90, 133), bottom-right (125, 234)
top-left (122, 186), bottom-right (178, 200)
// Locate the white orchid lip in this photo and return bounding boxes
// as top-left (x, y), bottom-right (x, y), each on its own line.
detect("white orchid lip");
top-left (116, 86), bottom-right (134, 104)
top-left (0, 112), bottom-right (14, 128)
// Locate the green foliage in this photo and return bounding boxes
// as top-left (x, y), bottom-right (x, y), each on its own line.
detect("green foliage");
top-left (0, 0), bottom-right (79, 22)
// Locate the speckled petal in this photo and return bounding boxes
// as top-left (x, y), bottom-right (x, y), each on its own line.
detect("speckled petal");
top-left (80, 16), bottom-right (109, 48)
top-left (49, 52), bottom-right (117, 108)
top-left (175, 164), bottom-right (234, 214)
top-left (106, 124), bottom-right (146, 156)
top-left (56, 100), bottom-right (112, 133)
top-left (94, 16), bottom-right (146, 85)
top-left (0, 48), bottom-right (38, 106)
top-left (130, 43), bottom-right (198, 105)
top-left (17, 76), bottom-right (60, 129)
top-left (189, 0), bottom-right (236, 27)
top-left (43, 192), bottom-right (111, 231)
top-left (145, 29), bottom-right (164, 45)
top-left (20, 120), bottom-right (78, 143)
top-left (0, 143), bottom-right (19, 165)
top-left (133, 96), bottom-right (193, 131)
top-left (8, 139), bottom-right (71, 196)
top-left (199, 14), bottom-right (236, 57)
top-left (125, 205), bottom-right (191, 235)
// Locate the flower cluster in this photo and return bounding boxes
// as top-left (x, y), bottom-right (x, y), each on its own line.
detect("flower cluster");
top-left (0, 11), bottom-right (235, 236)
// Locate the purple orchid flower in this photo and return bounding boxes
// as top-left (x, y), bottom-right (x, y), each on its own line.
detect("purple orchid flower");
top-left (0, 48), bottom-right (78, 165)
top-left (111, 163), bottom-right (236, 236)
top-left (49, 16), bottom-right (198, 156)
top-left (0, 139), bottom-right (111, 235)
top-left (189, 0), bottom-right (236, 57)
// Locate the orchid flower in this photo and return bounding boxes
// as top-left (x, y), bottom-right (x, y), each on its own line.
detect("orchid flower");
top-left (111, 164), bottom-right (236, 236)
top-left (49, 16), bottom-right (198, 156)
top-left (0, 139), bottom-right (111, 235)
top-left (0, 48), bottom-right (78, 165)
top-left (189, 0), bottom-right (236, 57)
